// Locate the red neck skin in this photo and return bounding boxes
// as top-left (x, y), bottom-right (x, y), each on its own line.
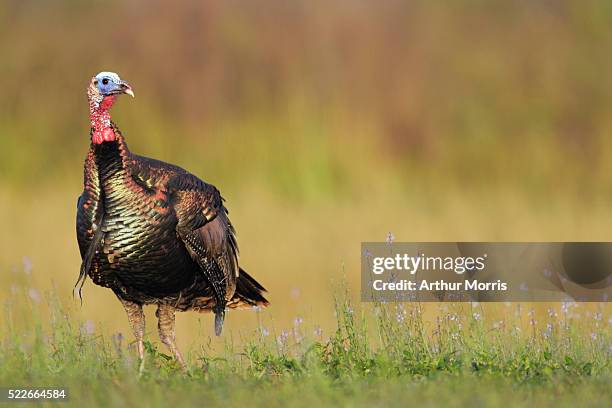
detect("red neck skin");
top-left (89, 95), bottom-right (117, 145)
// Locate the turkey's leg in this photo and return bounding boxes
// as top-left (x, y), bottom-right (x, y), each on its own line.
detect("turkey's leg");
top-left (156, 304), bottom-right (186, 369)
top-left (118, 297), bottom-right (146, 372)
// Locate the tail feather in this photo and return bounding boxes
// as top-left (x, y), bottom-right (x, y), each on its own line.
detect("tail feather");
top-left (214, 310), bottom-right (225, 336)
top-left (228, 268), bottom-right (269, 309)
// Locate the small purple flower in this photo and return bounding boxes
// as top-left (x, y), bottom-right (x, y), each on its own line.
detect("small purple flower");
top-left (472, 312), bottom-right (481, 321)
top-left (277, 330), bottom-right (289, 347)
top-left (386, 232), bottom-right (395, 245)
top-left (396, 311), bottom-right (405, 323)
top-left (28, 288), bottom-right (41, 304)
top-left (22, 257), bottom-right (33, 275)
top-left (313, 326), bottom-right (322, 337)
top-left (293, 317), bottom-right (304, 326)
top-left (543, 323), bottom-right (553, 339)
top-left (260, 327), bottom-right (270, 337)
top-left (561, 302), bottom-right (572, 313)
top-left (80, 320), bottom-right (95, 336)
top-left (111, 332), bottom-right (124, 355)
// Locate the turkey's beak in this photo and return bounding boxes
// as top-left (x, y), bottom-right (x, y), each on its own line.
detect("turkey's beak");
top-left (120, 81), bottom-right (135, 98)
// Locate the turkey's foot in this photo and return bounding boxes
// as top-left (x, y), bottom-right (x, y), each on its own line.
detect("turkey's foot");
top-left (118, 297), bottom-right (146, 373)
top-left (156, 303), bottom-right (186, 370)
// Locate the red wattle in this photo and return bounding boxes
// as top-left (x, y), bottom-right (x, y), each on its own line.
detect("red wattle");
top-left (103, 127), bottom-right (116, 142)
top-left (92, 131), bottom-right (104, 144)
top-left (92, 128), bottom-right (116, 144)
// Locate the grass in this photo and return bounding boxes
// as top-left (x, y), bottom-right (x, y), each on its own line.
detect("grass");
top-left (1, 285), bottom-right (610, 407)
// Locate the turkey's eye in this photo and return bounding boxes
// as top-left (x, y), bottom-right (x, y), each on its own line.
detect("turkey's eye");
top-left (102, 78), bottom-right (109, 85)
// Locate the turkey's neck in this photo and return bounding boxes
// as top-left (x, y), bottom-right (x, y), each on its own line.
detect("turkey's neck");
top-left (91, 125), bottom-right (132, 183)
top-left (89, 96), bottom-right (117, 145)
top-left (88, 93), bottom-right (132, 181)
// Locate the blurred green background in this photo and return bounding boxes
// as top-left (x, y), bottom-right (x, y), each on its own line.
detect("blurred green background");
top-left (2, 0), bottom-right (612, 347)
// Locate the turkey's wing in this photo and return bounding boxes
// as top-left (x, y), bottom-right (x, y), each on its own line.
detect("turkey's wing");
top-left (171, 173), bottom-right (239, 305)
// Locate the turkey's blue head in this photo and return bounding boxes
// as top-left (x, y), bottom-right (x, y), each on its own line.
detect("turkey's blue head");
top-left (92, 71), bottom-right (134, 99)
top-left (88, 71), bottom-right (134, 144)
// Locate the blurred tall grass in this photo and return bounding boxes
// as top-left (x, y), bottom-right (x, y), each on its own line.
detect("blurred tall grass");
top-left (1, 1), bottom-right (612, 345)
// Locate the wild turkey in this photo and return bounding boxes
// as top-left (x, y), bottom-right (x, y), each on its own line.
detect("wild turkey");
top-left (75, 71), bottom-right (268, 369)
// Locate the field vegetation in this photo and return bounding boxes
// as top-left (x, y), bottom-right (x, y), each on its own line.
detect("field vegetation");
top-left (1, 284), bottom-right (610, 407)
